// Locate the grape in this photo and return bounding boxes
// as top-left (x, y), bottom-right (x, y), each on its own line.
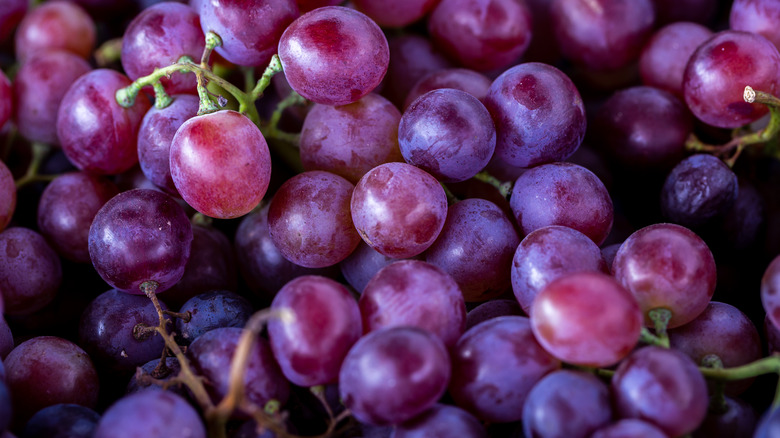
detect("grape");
top-left (403, 68), bottom-right (492, 111)
top-left (509, 162), bottom-right (614, 245)
top-left (57, 69), bottom-right (151, 175)
top-left (37, 172), bottom-right (119, 263)
top-left (175, 290), bottom-right (253, 345)
top-left (268, 275), bottom-right (362, 387)
top-left (78, 289), bottom-right (168, 374)
top-left (351, 162), bottom-right (448, 258)
top-left (0, 160), bottom-right (15, 233)
top-left (653, 0), bottom-right (718, 25)
top-left (391, 404), bottom-right (487, 438)
top-left (382, 34), bottom-right (452, 108)
top-left (170, 110), bottom-right (272, 219)
top-left (296, 0), bottom-right (340, 13)
top-left (399, 89), bottom-right (496, 182)
top-left (693, 396), bottom-right (757, 438)
top-left (601, 243), bottom-right (621, 273)
top-left (93, 391), bottom-right (206, 438)
top-left (761, 255), bottom-right (780, 331)
top-left (730, 0), bottom-right (780, 52)
top-left (531, 271), bottom-right (642, 367)
top-left (0, 227), bottom-right (62, 316)
top-left (593, 86), bottom-right (692, 169)
top-left (590, 419), bottom-right (668, 438)
top-left (721, 177), bottom-right (764, 251)
top-left (0, 317), bottom-right (12, 359)
top-left (425, 198), bottom-right (519, 302)
top-left (683, 30), bottom-right (780, 129)
top-left (299, 93), bottom-right (403, 184)
top-left (14, 1), bottom-right (96, 62)
top-left (612, 223), bottom-right (717, 328)
top-left (121, 2), bottom-right (204, 95)
top-left (612, 346), bottom-right (708, 437)
top-left (751, 405), bottom-right (780, 438)
top-left (353, 0), bottom-right (438, 28)
top-left (0, 378), bottom-right (9, 432)
top-left (0, 69), bottom-right (9, 133)
top-left (188, 327), bottom-right (290, 409)
top-left (465, 299), bottom-right (523, 330)
top-left (199, 0), bottom-right (298, 67)
top-left (484, 62), bottom-right (586, 168)
top-left (5, 336), bottom-right (99, 425)
top-left (339, 327), bottom-right (451, 426)
top-left (449, 316), bottom-right (560, 423)
top-left (268, 171), bottom-right (360, 268)
top-left (522, 370), bottom-right (612, 438)
top-left (126, 357), bottom-right (183, 395)
top-left (638, 22), bottom-right (713, 97)
top-left (360, 260), bottom-right (466, 348)
top-left (511, 225), bottom-right (608, 314)
top-left (278, 6), bottom-right (389, 105)
top-left (13, 50), bottom-right (92, 145)
top-left (22, 404), bottom-right (100, 438)
top-left (550, 0), bottom-right (655, 71)
top-left (89, 189), bottom-right (192, 294)
top-left (0, 0), bottom-right (25, 42)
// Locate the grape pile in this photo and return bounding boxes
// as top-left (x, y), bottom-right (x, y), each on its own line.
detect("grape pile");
top-left (4, 0), bottom-right (780, 437)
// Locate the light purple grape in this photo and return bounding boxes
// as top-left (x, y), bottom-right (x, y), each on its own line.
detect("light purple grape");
top-left (0, 227), bottom-right (62, 316)
top-left (761, 254), bottom-right (780, 331)
top-left (391, 404), bottom-right (487, 438)
top-left (590, 419), bottom-right (668, 438)
top-left (730, 0), bottom-right (780, 52)
top-left (94, 391), bottom-right (205, 438)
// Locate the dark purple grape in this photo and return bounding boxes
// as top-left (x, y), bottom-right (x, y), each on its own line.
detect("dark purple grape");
top-left (0, 70), bottom-right (9, 133)
top-left (137, 94), bottom-right (199, 196)
top-left (0, 0), bottom-right (25, 42)
top-left (14, 1), bottom-right (95, 62)
top-left (299, 93), bottom-right (403, 184)
top-left (189, 327), bottom-right (290, 410)
top-left (653, 0), bottom-right (718, 25)
top-left (93, 391), bottom-right (205, 438)
top-left (613, 223), bottom-right (716, 328)
top-left (278, 6), bottom-right (389, 105)
top-left (449, 316), bottom-right (560, 423)
top-left (639, 22), bottom-right (713, 97)
top-left (37, 172), bottom-right (119, 263)
top-left (0, 317), bottom-right (13, 359)
top-left (57, 69), bottom-right (151, 175)
top-left (511, 225), bottom-right (608, 313)
top-left (175, 290), bottom-right (252, 345)
top-left (200, 0), bottom-right (298, 67)
top-left (683, 30), bottom-right (780, 128)
top-left (360, 260), bottom-right (466, 348)
top-left (352, 0), bottom-right (438, 28)
top-left (428, 0), bottom-right (532, 72)
top-left (0, 160), bottom-right (14, 233)
top-left (465, 299), bottom-right (523, 330)
top-left (590, 419), bottom-right (668, 438)
top-left (0, 227), bottom-right (62, 316)
top-left (720, 177), bottom-right (764, 250)
top-left (88, 189), bottom-right (192, 294)
top-left (126, 357), bottom-right (183, 395)
top-left (121, 2), bottom-right (204, 94)
top-left (399, 89), bottom-right (496, 182)
top-left (403, 68), bottom-right (492, 111)
top-left (484, 62), bottom-right (586, 168)
top-left (5, 337), bottom-right (99, 425)
top-left (0, 379), bottom-right (9, 432)
top-left (522, 370), bottom-right (612, 438)
top-left (268, 276), bottom-right (361, 386)
top-left (425, 198), bottom-right (519, 302)
top-left (13, 50), bottom-right (92, 145)
top-left (730, 0), bottom-right (780, 52)
top-left (391, 404), bottom-right (487, 438)
top-left (612, 346), bottom-right (708, 436)
top-left (382, 34), bottom-right (452, 108)
top-left (296, 0), bottom-right (340, 12)
top-left (509, 162), bottom-right (614, 245)
top-left (22, 404), bottom-right (100, 438)
top-left (78, 289), bottom-right (167, 374)
top-left (693, 396), bottom-right (757, 438)
top-left (339, 327), bottom-right (451, 426)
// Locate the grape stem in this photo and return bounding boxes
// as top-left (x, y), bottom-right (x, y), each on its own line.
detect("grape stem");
top-left (699, 353), bottom-right (780, 408)
top-left (685, 86), bottom-right (780, 167)
top-left (473, 171), bottom-right (514, 199)
top-left (14, 142), bottom-right (56, 188)
top-left (94, 37), bottom-right (123, 67)
top-left (701, 354), bottom-right (728, 414)
top-left (648, 308), bottom-right (671, 348)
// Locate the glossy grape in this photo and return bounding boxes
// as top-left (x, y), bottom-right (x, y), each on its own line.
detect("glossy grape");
top-left (730, 0), bottom-right (780, 52)
top-left (93, 391), bottom-right (205, 438)
top-left (0, 227), bottom-right (62, 316)
top-left (639, 22), bottom-right (713, 97)
top-left (15, 1), bottom-right (96, 62)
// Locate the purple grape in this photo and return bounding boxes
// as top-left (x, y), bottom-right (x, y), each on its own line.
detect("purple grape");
top-left (653, 0), bottom-right (718, 25)
top-left (720, 177), bottom-right (764, 250)
top-left (78, 289), bottom-right (167, 374)
top-left (22, 404), bottom-right (100, 438)
top-left (126, 357), bottom-right (183, 395)
top-left (425, 198), bottom-right (519, 302)
top-left (484, 62), bottom-right (586, 168)
top-left (0, 227), bottom-right (62, 316)
top-left (612, 346), bottom-right (708, 437)
top-left (509, 162), bottom-right (614, 245)
top-left (340, 241), bottom-right (410, 294)
top-left (352, 0), bottom-right (438, 28)
top-left (339, 327), bottom-right (451, 426)
top-left (88, 189), bottom-right (192, 294)
top-left (0, 70), bottom-right (9, 133)
top-left (175, 290), bottom-right (253, 345)
top-left (137, 94), bottom-right (199, 196)
top-left (403, 68), bottom-right (492, 111)
top-left (399, 89), bottom-right (496, 182)
top-left (428, 0), bottom-right (532, 72)
top-left (37, 172), bottom-right (119, 263)
top-left (121, 2), bottom-right (204, 94)
top-left (522, 370), bottom-right (612, 438)
top-left (761, 255), bottom-right (780, 331)
top-left (0, 379), bottom-right (8, 432)
top-left (0, 0), bottom-right (25, 42)
top-left (360, 260), bottom-right (466, 348)
top-left (299, 93), bottom-right (403, 184)
top-left (391, 404), bottom-right (487, 438)
top-left (296, 0), bottom-right (340, 12)
top-left (351, 162), bottom-right (448, 258)
top-left (199, 0), bottom-right (298, 67)
top-left (0, 160), bottom-right (13, 234)
top-left (93, 391), bottom-right (205, 438)
top-left (693, 396), bottom-right (757, 438)
top-left (278, 6), bottom-right (388, 105)
top-left (661, 154), bottom-right (739, 227)
top-left (15, 1), bottom-right (96, 62)
top-left (268, 276), bottom-right (361, 387)
top-left (590, 419), bottom-right (668, 438)
top-left (449, 316), bottom-right (560, 423)
top-left (0, 317), bottom-right (12, 359)
top-left (268, 171), bottom-right (360, 268)
top-left (13, 50), bottom-right (92, 145)
top-left (511, 225), bottom-right (608, 314)
top-left (382, 34), bottom-right (452, 108)
top-left (730, 0), bottom-right (780, 52)
top-left (465, 299), bottom-right (523, 330)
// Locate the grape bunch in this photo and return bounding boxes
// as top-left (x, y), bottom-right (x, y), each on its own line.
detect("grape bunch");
top-left (3, 0), bottom-right (780, 437)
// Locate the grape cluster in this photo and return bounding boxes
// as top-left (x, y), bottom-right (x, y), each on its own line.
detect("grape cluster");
top-left (2, 0), bottom-right (780, 437)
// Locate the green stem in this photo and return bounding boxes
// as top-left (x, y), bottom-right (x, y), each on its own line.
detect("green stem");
top-left (701, 354), bottom-right (728, 414)
top-left (15, 142), bottom-right (52, 188)
top-left (648, 308), bottom-right (671, 348)
top-left (260, 90), bottom-right (306, 146)
top-left (473, 171), bottom-right (513, 199)
top-left (639, 327), bottom-right (667, 348)
top-left (250, 54), bottom-right (283, 101)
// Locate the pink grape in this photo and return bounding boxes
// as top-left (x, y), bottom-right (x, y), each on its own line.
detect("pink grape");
top-left (14, 1), bottom-right (96, 62)
top-left (352, 0), bottom-right (439, 28)
top-left (0, 69), bottom-right (12, 133)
